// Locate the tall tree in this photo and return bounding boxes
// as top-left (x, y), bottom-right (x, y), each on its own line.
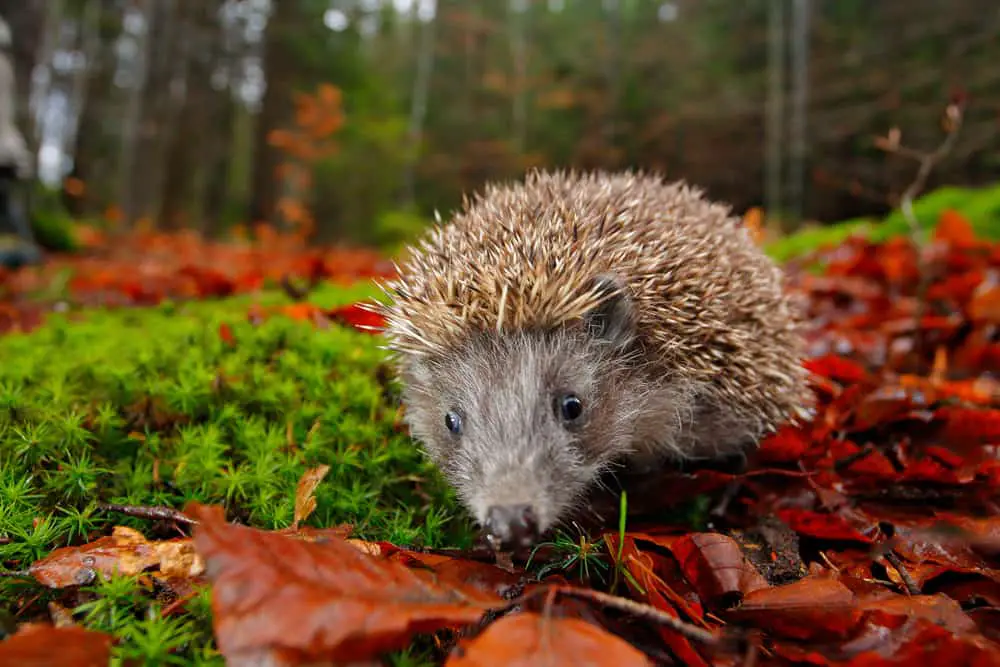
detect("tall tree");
top-left (160, 1), bottom-right (223, 230)
top-left (247, 0), bottom-right (299, 226)
top-left (0, 0), bottom-right (45, 127)
top-left (69, 0), bottom-right (121, 216)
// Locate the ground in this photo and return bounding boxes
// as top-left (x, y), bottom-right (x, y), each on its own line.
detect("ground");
top-left (1, 204), bottom-right (1000, 666)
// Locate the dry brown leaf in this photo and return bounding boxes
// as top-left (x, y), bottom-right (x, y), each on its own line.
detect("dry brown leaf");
top-left (446, 613), bottom-right (653, 666)
top-left (29, 525), bottom-right (203, 588)
top-left (293, 464), bottom-right (331, 528)
top-left (0, 623), bottom-right (113, 666)
top-left (667, 532), bottom-right (770, 608)
top-left (188, 502), bottom-right (501, 665)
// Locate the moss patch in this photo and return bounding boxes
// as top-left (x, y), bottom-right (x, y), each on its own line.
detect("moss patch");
top-left (0, 282), bottom-right (472, 664)
top-left (764, 182), bottom-right (1000, 262)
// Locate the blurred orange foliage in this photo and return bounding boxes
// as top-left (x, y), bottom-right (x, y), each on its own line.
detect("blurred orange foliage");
top-left (267, 83), bottom-right (346, 241)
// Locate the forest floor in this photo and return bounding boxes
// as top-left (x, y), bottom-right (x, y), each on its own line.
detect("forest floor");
top-left (2, 210), bottom-right (1000, 666)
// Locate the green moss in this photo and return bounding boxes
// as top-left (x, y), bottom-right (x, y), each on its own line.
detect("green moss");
top-left (764, 218), bottom-right (873, 263)
top-left (765, 182), bottom-right (1000, 262)
top-left (0, 281), bottom-right (473, 663)
top-left (30, 208), bottom-right (80, 252)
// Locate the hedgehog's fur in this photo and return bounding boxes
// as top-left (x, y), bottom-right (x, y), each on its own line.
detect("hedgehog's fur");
top-left (375, 169), bottom-right (812, 547)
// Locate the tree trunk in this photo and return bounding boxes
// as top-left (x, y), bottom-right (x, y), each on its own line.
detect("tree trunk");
top-left (247, 0), bottom-right (298, 226)
top-left (65, 0), bottom-right (118, 217)
top-left (509, 0), bottom-right (528, 155)
top-left (201, 93), bottom-right (235, 236)
top-left (127, 0), bottom-right (178, 225)
top-left (401, 7), bottom-right (437, 206)
top-left (159, 0), bottom-right (218, 230)
top-left (118, 0), bottom-right (152, 227)
top-left (0, 0), bottom-right (45, 127)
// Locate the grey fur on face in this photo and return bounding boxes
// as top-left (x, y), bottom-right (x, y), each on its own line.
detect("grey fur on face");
top-left (397, 276), bottom-right (753, 548)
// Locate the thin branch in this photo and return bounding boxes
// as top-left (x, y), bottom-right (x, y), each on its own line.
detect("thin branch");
top-left (97, 503), bottom-right (197, 525)
top-left (543, 585), bottom-right (722, 647)
top-left (0, 570), bottom-right (31, 579)
top-left (873, 100), bottom-right (965, 364)
top-left (883, 551), bottom-right (921, 596)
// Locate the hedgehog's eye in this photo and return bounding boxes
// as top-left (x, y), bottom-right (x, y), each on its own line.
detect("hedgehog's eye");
top-left (556, 394), bottom-right (584, 423)
top-left (444, 410), bottom-right (463, 435)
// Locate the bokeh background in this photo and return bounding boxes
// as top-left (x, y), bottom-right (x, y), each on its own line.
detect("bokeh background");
top-left (3, 0), bottom-right (999, 250)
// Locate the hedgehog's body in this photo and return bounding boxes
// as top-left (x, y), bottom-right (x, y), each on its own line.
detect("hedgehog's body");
top-left (378, 170), bottom-right (812, 550)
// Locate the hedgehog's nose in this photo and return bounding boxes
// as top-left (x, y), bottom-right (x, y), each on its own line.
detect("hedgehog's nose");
top-left (484, 503), bottom-right (540, 551)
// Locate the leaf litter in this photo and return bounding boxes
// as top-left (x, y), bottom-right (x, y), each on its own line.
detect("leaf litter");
top-left (5, 210), bottom-right (1000, 664)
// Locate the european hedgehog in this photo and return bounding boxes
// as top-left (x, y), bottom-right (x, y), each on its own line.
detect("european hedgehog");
top-left (375, 170), bottom-right (812, 552)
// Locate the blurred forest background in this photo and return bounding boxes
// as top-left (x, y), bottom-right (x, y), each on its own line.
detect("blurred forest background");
top-left (2, 0), bottom-right (999, 249)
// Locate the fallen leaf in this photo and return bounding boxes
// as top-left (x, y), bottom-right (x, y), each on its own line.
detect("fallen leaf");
top-left (29, 525), bottom-right (203, 588)
top-left (934, 209), bottom-right (978, 246)
top-left (0, 623), bottom-right (113, 666)
top-left (188, 502), bottom-right (500, 664)
top-left (446, 613), bottom-right (653, 666)
top-left (219, 322), bottom-right (235, 346)
top-left (729, 574), bottom-right (860, 641)
top-left (292, 464), bottom-right (331, 528)
top-left (667, 532), bottom-right (769, 609)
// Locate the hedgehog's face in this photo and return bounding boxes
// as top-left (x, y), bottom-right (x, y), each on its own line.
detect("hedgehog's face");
top-left (398, 275), bottom-right (645, 552)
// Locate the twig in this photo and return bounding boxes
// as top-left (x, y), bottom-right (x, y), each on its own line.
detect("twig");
top-left (0, 570), bottom-right (31, 579)
top-left (547, 586), bottom-right (722, 647)
top-left (832, 442), bottom-right (877, 472)
top-left (874, 100), bottom-right (965, 364)
top-left (886, 102), bottom-right (965, 235)
top-left (883, 551), bottom-right (921, 596)
top-left (97, 503), bottom-right (197, 526)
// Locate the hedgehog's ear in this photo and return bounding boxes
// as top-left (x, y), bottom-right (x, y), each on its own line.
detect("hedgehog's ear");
top-left (583, 273), bottom-right (635, 348)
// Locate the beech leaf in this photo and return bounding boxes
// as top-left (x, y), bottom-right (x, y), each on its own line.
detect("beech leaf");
top-left (446, 613), bottom-right (653, 667)
top-left (188, 503), bottom-right (500, 664)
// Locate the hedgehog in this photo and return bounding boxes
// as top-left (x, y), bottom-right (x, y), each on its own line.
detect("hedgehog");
top-left (374, 169), bottom-right (813, 552)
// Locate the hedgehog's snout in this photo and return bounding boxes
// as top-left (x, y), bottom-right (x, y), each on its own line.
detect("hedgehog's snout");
top-left (484, 503), bottom-right (540, 552)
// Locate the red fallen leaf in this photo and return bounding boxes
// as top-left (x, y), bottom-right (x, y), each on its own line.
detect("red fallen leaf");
top-left (774, 508), bottom-right (878, 543)
top-left (29, 525), bottom-right (201, 587)
top-left (386, 551), bottom-right (525, 600)
top-left (898, 455), bottom-right (968, 484)
top-left (445, 612), bottom-right (652, 666)
top-left (927, 269), bottom-right (984, 303)
top-left (328, 302), bottom-right (386, 332)
top-left (176, 264), bottom-right (236, 298)
top-left (930, 406), bottom-right (1000, 448)
top-left (830, 594), bottom-right (1000, 666)
top-left (187, 503), bottom-right (500, 664)
top-left (935, 578), bottom-right (1000, 609)
top-left (219, 322), bottom-right (235, 346)
top-left (837, 444), bottom-right (898, 479)
top-left (756, 426), bottom-right (811, 464)
top-left (848, 385), bottom-right (921, 431)
top-left (935, 209), bottom-right (978, 246)
top-left (727, 574), bottom-right (861, 641)
top-left (603, 534), bottom-right (711, 667)
top-left (800, 274), bottom-right (885, 301)
top-left (0, 623), bottom-right (113, 666)
top-left (939, 515), bottom-right (1000, 557)
top-left (897, 375), bottom-right (1000, 406)
top-left (666, 533), bottom-right (769, 609)
top-left (774, 609), bottom-right (999, 667)
top-left (280, 302), bottom-right (321, 322)
top-left (805, 354), bottom-right (871, 385)
top-left (861, 593), bottom-right (979, 634)
top-left (969, 271), bottom-right (1000, 324)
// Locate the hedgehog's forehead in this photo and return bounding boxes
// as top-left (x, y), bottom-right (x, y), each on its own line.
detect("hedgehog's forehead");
top-left (412, 327), bottom-right (593, 381)
top-left (383, 286), bottom-right (607, 359)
